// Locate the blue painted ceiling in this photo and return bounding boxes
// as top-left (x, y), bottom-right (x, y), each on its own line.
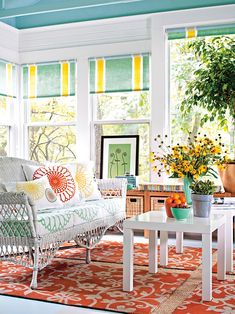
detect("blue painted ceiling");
top-left (0, 0), bottom-right (234, 29)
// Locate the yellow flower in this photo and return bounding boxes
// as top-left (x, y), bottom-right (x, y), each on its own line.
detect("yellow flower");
top-left (211, 146), bottom-right (221, 154)
top-left (198, 165), bottom-right (207, 174)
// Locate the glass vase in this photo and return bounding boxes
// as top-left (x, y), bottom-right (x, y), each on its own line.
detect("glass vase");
top-left (183, 176), bottom-right (193, 205)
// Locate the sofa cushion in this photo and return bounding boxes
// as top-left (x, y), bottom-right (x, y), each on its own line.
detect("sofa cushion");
top-left (22, 163), bottom-right (81, 207)
top-left (5, 176), bottom-right (63, 211)
top-left (36, 198), bottom-right (124, 236)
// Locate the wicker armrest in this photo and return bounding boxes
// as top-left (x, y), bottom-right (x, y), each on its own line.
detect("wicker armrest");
top-left (0, 191), bottom-right (31, 205)
top-left (0, 191), bottom-right (37, 237)
top-left (97, 178), bottom-right (127, 198)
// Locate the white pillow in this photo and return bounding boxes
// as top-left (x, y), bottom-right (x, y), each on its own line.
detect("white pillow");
top-left (22, 163), bottom-right (81, 207)
top-left (5, 176), bottom-right (63, 211)
top-left (74, 162), bottom-right (102, 201)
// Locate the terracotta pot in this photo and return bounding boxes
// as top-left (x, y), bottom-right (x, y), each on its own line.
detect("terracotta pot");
top-left (219, 163), bottom-right (235, 194)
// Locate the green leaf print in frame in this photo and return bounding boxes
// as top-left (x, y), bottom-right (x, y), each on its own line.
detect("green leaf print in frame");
top-left (108, 143), bottom-right (131, 178)
top-left (100, 135), bottom-right (139, 179)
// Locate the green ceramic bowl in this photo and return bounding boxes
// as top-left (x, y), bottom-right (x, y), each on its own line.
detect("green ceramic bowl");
top-left (171, 207), bottom-right (191, 220)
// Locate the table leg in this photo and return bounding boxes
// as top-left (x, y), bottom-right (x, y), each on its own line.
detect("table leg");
top-left (217, 222), bottom-right (226, 280)
top-left (202, 233), bottom-right (212, 301)
top-left (176, 232), bottom-right (184, 253)
top-left (160, 231), bottom-right (168, 266)
top-left (226, 213), bottom-right (233, 273)
top-left (123, 228), bottom-right (134, 291)
top-left (149, 230), bottom-right (158, 273)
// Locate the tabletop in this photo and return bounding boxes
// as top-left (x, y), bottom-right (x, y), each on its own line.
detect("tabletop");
top-left (124, 211), bottom-right (226, 234)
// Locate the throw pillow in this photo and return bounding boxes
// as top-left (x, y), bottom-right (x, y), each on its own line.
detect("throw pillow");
top-left (5, 176), bottom-right (63, 211)
top-left (22, 163), bottom-right (81, 206)
top-left (75, 162), bottom-right (101, 201)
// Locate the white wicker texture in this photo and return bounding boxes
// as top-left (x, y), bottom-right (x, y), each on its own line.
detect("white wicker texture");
top-left (0, 158), bottom-right (127, 289)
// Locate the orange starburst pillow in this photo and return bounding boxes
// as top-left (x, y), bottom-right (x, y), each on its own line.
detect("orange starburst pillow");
top-left (22, 163), bottom-right (81, 207)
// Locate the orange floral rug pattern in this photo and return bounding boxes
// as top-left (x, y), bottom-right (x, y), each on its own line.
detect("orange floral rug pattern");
top-left (56, 241), bottom-right (206, 271)
top-left (173, 275), bottom-right (235, 314)
top-left (0, 259), bottom-right (189, 314)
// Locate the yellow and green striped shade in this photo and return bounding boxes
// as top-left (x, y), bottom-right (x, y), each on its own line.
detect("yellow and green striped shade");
top-left (168, 24), bottom-right (235, 40)
top-left (89, 54), bottom-right (149, 94)
top-left (0, 60), bottom-right (17, 98)
top-left (23, 60), bottom-right (76, 99)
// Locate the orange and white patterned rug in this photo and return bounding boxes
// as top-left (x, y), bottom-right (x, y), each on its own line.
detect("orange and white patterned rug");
top-left (56, 240), bottom-right (209, 271)
top-left (0, 258), bottom-right (189, 313)
top-left (0, 241), bottom-right (234, 313)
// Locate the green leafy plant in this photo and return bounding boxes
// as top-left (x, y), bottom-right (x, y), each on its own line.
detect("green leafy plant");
top-left (181, 36), bottom-right (235, 159)
top-left (190, 180), bottom-right (216, 195)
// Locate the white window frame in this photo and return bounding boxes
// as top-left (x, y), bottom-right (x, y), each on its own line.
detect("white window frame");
top-left (90, 92), bottom-right (151, 179)
top-left (24, 97), bottom-right (78, 162)
top-left (0, 93), bottom-right (18, 157)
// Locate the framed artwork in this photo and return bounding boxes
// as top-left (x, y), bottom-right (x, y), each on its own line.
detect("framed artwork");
top-left (100, 135), bottom-right (139, 179)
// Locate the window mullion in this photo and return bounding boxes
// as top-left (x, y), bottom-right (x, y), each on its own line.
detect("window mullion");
top-left (92, 119), bottom-right (150, 125)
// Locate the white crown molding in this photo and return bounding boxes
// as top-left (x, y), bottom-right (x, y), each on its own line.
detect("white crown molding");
top-left (150, 3), bottom-right (235, 29)
top-left (18, 4), bottom-right (235, 54)
top-left (0, 22), bottom-right (19, 62)
top-left (19, 17), bottom-right (151, 52)
top-left (19, 39), bottom-right (150, 63)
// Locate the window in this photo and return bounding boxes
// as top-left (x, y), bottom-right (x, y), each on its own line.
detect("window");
top-left (168, 25), bottom-right (235, 157)
top-left (23, 61), bottom-right (77, 163)
top-left (90, 54), bottom-right (150, 181)
top-left (0, 60), bottom-right (16, 156)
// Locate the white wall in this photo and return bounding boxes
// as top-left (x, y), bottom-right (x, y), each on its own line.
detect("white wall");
top-left (0, 4), bottom-right (234, 176)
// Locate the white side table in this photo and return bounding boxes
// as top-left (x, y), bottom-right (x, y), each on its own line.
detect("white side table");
top-left (123, 211), bottom-right (226, 301)
top-left (176, 205), bottom-right (235, 272)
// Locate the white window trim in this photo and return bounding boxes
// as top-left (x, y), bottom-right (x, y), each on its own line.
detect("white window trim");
top-left (92, 119), bottom-right (150, 125)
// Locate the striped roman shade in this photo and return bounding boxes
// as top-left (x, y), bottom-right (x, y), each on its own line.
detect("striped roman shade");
top-left (23, 60), bottom-right (76, 99)
top-left (89, 54), bottom-right (149, 94)
top-left (168, 24), bottom-right (235, 40)
top-left (0, 60), bottom-right (17, 98)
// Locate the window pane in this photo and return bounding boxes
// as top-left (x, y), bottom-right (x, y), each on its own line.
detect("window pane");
top-left (28, 96), bottom-right (76, 123)
top-left (0, 96), bottom-right (7, 115)
top-left (93, 91), bottom-right (150, 120)
top-left (29, 126), bottom-right (76, 163)
top-left (169, 36), bottom-right (234, 157)
top-left (94, 123), bottom-right (149, 182)
top-left (0, 126), bottom-right (8, 156)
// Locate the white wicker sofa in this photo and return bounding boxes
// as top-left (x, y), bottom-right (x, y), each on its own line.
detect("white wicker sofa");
top-left (0, 157), bottom-right (127, 289)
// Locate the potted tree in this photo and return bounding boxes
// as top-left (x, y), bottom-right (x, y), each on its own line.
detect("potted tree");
top-left (190, 180), bottom-right (216, 218)
top-left (181, 36), bottom-right (235, 193)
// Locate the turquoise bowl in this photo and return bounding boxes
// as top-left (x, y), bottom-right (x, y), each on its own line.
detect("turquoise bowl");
top-left (171, 207), bottom-right (191, 220)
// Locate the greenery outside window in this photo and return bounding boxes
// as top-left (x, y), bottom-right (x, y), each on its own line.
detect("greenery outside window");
top-left (168, 25), bottom-right (235, 158)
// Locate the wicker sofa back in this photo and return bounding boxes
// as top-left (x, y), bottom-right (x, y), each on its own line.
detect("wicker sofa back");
top-left (0, 157), bottom-right (39, 182)
top-left (0, 157), bottom-right (127, 289)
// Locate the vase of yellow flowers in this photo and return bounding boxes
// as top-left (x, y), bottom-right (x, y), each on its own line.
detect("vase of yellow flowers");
top-left (151, 133), bottom-right (228, 205)
top-left (183, 176), bottom-right (193, 205)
